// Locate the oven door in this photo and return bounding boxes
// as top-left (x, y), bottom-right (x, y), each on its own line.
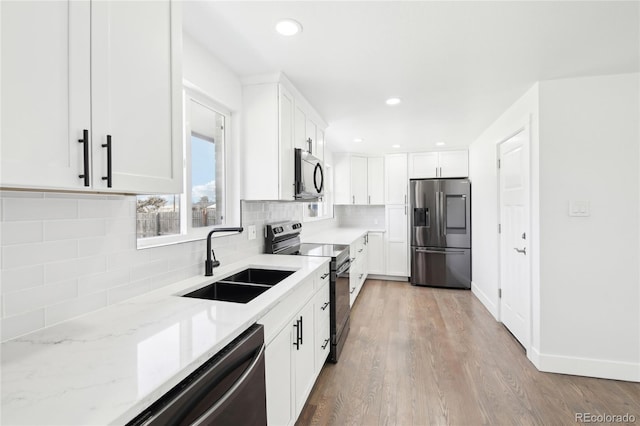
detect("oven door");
top-left (331, 260), bottom-right (350, 362)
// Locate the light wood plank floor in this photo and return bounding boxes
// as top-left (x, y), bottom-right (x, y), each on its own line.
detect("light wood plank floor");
top-left (297, 279), bottom-right (640, 426)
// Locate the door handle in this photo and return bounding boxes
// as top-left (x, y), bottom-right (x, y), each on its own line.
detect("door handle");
top-left (321, 301), bottom-right (330, 310)
top-left (101, 135), bottom-right (112, 188)
top-left (415, 248), bottom-right (466, 255)
top-left (350, 287), bottom-right (355, 294)
top-left (320, 272), bottom-right (329, 279)
top-left (352, 195), bottom-right (355, 204)
top-left (78, 129), bottom-right (90, 187)
top-left (514, 247), bottom-right (527, 255)
top-left (321, 338), bottom-right (330, 350)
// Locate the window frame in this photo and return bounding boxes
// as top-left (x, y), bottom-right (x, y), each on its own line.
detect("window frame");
top-left (136, 85), bottom-right (237, 249)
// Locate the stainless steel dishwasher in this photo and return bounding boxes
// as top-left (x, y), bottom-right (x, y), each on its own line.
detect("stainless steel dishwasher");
top-left (127, 324), bottom-right (267, 426)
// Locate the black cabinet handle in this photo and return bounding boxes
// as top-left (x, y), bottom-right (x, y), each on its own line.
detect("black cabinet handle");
top-left (321, 301), bottom-right (330, 310)
top-left (78, 129), bottom-right (89, 187)
top-left (350, 287), bottom-right (355, 294)
top-left (293, 320), bottom-right (300, 350)
top-left (358, 249), bottom-right (363, 253)
top-left (299, 316), bottom-right (303, 345)
top-left (321, 338), bottom-right (330, 350)
top-left (101, 135), bottom-right (112, 188)
top-left (307, 137), bottom-right (312, 154)
top-left (320, 272), bottom-right (329, 279)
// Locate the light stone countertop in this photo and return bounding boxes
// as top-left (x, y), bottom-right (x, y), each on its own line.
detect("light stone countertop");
top-left (1, 254), bottom-right (329, 426)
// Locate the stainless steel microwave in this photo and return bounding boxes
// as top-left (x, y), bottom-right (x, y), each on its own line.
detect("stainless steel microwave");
top-left (294, 148), bottom-right (324, 200)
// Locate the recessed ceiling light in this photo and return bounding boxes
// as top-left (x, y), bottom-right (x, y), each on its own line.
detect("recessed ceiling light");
top-left (353, 138), bottom-right (363, 143)
top-left (435, 141), bottom-right (445, 146)
top-left (275, 19), bottom-right (302, 36)
top-left (392, 144), bottom-right (401, 148)
top-left (386, 97), bottom-right (401, 106)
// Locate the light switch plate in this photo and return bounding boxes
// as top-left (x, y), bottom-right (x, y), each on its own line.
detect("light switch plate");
top-left (248, 225), bottom-right (257, 240)
top-left (569, 200), bottom-right (590, 217)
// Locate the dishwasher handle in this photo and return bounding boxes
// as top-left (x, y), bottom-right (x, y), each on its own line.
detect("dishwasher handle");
top-left (190, 344), bottom-right (266, 426)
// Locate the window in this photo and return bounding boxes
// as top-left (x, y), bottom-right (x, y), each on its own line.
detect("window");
top-left (136, 87), bottom-right (234, 247)
top-left (302, 164), bottom-right (334, 222)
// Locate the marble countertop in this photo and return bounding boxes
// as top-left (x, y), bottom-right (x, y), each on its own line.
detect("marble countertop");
top-left (302, 227), bottom-right (381, 245)
top-left (1, 254), bottom-right (329, 426)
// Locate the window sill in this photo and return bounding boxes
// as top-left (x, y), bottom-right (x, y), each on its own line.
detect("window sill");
top-left (137, 229), bottom-right (242, 250)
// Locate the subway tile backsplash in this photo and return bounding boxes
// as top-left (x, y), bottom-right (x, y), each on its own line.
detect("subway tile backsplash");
top-left (0, 192), bottom-right (336, 341)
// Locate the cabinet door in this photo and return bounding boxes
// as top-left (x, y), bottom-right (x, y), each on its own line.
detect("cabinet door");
top-left (367, 157), bottom-right (385, 204)
top-left (91, 0), bottom-right (182, 194)
top-left (313, 282), bottom-right (331, 375)
top-left (349, 257), bottom-right (360, 307)
top-left (385, 154), bottom-right (408, 204)
top-left (386, 205), bottom-right (408, 276)
top-left (351, 156), bottom-right (368, 204)
top-left (1, 1), bottom-right (91, 190)
top-left (306, 118), bottom-right (317, 157)
top-left (438, 150), bottom-right (469, 178)
top-left (265, 325), bottom-right (293, 426)
top-left (316, 128), bottom-right (325, 162)
top-left (294, 104), bottom-right (308, 151)
top-left (408, 152), bottom-right (438, 179)
top-left (367, 232), bottom-right (386, 275)
top-left (294, 300), bottom-right (316, 417)
top-left (279, 85), bottom-right (295, 199)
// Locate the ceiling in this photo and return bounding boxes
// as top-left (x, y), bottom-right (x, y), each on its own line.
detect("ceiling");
top-left (183, 1), bottom-right (639, 155)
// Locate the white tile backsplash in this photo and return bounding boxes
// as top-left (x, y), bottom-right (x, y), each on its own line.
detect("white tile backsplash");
top-left (0, 193), bottom-right (337, 341)
top-left (336, 205), bottom-right (386, 228)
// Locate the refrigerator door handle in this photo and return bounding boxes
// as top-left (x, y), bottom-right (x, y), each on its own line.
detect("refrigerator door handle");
top-left (440, 191), bottom-right (446, 236)
top-left (415, 248), bottom-right (466, 255)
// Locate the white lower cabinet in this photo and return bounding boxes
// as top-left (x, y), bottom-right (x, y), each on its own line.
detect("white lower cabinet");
top-left (313, 281), bottom-right (331, 375)
top-left (367, 232), bottom-right (385, 275)
top-left (265, 325), bottom-right (294, 426)
top-left (386, 205), bottom-right (409, 276)
top-left (349, 234), bottom-right (369, 306)
top-left (261, 263), bottom-right (330, 425)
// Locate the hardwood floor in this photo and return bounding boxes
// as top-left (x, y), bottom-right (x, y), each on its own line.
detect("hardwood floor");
top-left (297, 279), bottom-right (640, 426)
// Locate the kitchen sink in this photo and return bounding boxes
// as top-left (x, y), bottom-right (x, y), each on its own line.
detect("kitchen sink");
top-left (181, 268), bottom-right (295, 304)
top-left (221, 268), bottom-right (295, 286)
top-left (182, 282), bottom-right (272, 304)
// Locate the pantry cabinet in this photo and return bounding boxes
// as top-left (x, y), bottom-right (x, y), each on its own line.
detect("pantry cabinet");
top-left (0, 0), bottom-right (183, 194)
top-left (334, 154), bottom-right (384, 205)
top-left (385, 153), bottom-right (408, 204)
top-left (408, 150), bottom-right (468, 178)
top-left (244, 74), bottom-right (327, 200)
top-left (386, 204), bottom-right (409, 276)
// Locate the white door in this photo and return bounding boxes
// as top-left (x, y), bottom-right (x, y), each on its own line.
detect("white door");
top-left (408, 152), bottom-right (438, 179)
top-left (265, 326), bottom-right (293, 426)
top-left (294, 104), bottom-right (308, 151)
top-left (386, 204), bottom-right (408, 276)
top-left (384, 153), bottom-right (408, 204)
top-left (499, 125), bottom-right (531, 348)
top-left (91, 0), bottom-right (182, 194)
top-left (367, 157), bottom-right (384, 204)
top-left (279, 85), bottom-right (295, 199)
top-left (350, 156), bottom-right (368, 204)
top-left (1, 0), bottom-right (91, 190)
top-left (367, 232), bottom-right (386, 275)
top-left (294, 300), bottom-right (315, 417)
top-left (438, 150), bottom-right (469, 178)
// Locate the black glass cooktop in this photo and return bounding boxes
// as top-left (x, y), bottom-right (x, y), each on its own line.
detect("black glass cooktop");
top-left (296, 243), bottom-right (348, 258)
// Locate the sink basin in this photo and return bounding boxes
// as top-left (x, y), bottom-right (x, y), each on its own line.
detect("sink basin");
top-left (182, 282), bottom-right (271, 304)
top-left (222, 268), bottom-right (295, 286)
top-left (180, 268), bottom-right (295, 304)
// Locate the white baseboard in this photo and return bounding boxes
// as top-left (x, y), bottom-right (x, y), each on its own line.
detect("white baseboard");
top-left (529, 347), bottom-right (640, 382)
top-left (367, 274), bottom-right (408, 282)
top-left (471, 281), bottom-right (499, 320)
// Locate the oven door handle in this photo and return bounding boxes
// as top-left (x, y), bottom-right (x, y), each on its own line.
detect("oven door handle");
top-left (336, 260), bottom-right (351, 276)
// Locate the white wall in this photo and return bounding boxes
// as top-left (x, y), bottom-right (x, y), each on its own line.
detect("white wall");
top-left (469, 73), bottom-right (640, 382)
top-left (468, 83), bottom-right (540, 322)
top-left (536, 73), bottom-right (639, 380)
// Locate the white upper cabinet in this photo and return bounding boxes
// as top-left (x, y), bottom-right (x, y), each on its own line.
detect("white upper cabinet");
top-left (1, 1), bottom-right (91, 190)
top-left (408, 150), bottom-right (468, 179)
top-left (334, 154), bottom-right (384, 205)
top-left (385, 153), bottom-right (408, 205)
top-left (1, 0), bottom-right (183, 194)
top-left (91, 1), bottom-right (182, 193)
top-left (367, 157), bottom-right (384, 204)
top-left (243, 74), bottom-right (326, 201)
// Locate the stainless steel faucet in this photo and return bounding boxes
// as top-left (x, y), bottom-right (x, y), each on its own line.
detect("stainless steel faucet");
top-left (205, 227), bottom-right (243, 276)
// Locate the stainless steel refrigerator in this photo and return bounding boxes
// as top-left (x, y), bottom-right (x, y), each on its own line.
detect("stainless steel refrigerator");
top-left (410, 179), bottom-right (471, 289)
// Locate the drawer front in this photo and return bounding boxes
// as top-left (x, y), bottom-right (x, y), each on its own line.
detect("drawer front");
top-left (259, 276), bottom-right (314, 344)
top-left (315, 264), bottom-right (330, 291)
top-left (314, 280), bottom-right (330, 330)
top-left (315, 321), bottom-right (330, 374)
